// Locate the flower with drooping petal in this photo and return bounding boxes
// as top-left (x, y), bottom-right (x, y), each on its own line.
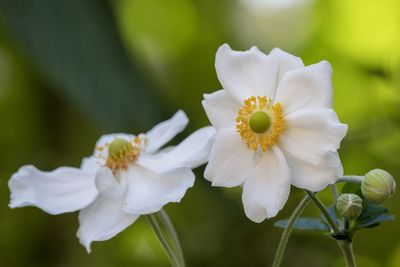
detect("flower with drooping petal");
top-left (9, 110), bottom-right (215, 252)
top-left (202, 44), bottom-right (348, 223)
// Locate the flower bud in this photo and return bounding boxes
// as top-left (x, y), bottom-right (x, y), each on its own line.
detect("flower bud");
top-left (361, 169), bottom-right (396, 203)
top-left (336, 193), bottom-right (363, 220)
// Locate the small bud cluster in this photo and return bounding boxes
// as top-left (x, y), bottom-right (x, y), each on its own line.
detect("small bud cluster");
top-left (336, 169), bottom-right (396, 221)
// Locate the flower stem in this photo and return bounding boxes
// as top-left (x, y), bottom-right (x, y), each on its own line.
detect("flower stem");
top-left (304, 190), bottom-right (340, 233)
top-left (330, 184), bottom-right (344, 228)
top-left (272, 195), bottom-right (311, 267)
top-left (305, 190), bottom-right (357, 266)
top-left (159, 209), bottom-right (186, 265)
top-left (337, 176), bottom-right (364, 184)
top-left (147, 209), bottom-right (186, 267)
top-left (330, 184), bottom-right (339, 202)
top-left (337, 240), bottom-right (357, 267)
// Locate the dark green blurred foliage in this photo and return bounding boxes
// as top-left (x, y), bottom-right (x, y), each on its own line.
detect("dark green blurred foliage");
top-left (0, 0), bottom-right (399, 266)
top-left (0, 0), bottom-right (163, 130)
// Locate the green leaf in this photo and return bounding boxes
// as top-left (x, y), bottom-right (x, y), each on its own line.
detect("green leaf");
top-left (352, 202), bottom-right (395, 231)
top-left (357, 202), bottom-right (388, 221)
top-left (274, 218), bottom-right (330, 232)
top-left (354, 213), bottom-right (395, 230)
top-left (0, 0), bottom-right (164, 130)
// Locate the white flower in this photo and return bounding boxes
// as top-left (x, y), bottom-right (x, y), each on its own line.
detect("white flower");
top-left (202, 44), bottom-right (348, 223)
top-left (9, 110), bottom-right (215, 252)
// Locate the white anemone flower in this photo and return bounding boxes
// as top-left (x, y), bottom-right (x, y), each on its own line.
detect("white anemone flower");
top-left (9, 110), bottom-right (215, 252)
top-left (202, 44), bottom-right (348, 223)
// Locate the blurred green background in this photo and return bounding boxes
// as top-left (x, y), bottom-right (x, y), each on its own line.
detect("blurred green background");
top-left (0, 0), bottom-right (399, 266)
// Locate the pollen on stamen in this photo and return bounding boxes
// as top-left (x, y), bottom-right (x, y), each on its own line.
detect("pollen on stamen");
top-left (95, 136), bottom-right (147, 173)
top-left (236, 96), bottom-right (285, 152)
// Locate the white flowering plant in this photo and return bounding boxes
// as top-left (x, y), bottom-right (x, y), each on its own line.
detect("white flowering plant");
top-left (9, 111), bottom-right (215, 266)
top-left (202, 44), bottom-right (396, 267)
top-left (7, 45), bottom-right (396, 267)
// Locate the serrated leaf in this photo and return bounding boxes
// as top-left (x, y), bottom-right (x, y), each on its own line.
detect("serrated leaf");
top-left (274, 218), bottom-right (330, 232)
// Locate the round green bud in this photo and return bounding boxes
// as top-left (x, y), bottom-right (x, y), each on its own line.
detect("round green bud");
top-left (249, 111), bottom-right (271, 133)
top-left (336, 193), bottom-right (363, 220)
top-left (361, 169), bottom-right (396, 203)
top-left (108, 138), bottom-right (133, 160)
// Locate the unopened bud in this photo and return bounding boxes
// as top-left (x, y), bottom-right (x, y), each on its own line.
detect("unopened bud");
top-left (336, 193), bottom-right (363, 220)
top-left (361, 169), bottom-right (396, 204)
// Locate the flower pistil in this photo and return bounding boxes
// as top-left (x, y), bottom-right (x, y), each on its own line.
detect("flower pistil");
top-left (96, 136), bottom-right (147, 172)
top-left (236, 96), bottom-right (284, 151)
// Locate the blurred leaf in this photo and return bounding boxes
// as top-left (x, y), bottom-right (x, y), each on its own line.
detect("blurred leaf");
top-left (115, 0), bottom-right (198, 62)
top-left (323, 0), bottom-right (400, 67)
top-left (0, 0), bottom-right (163, 130)
top-left (274, 218), bottom-right (329, 232)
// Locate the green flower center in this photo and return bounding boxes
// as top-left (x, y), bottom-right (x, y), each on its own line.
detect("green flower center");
top-left (108, 138), bottom-right (133, 160)
top-left (249, 111), bottom-right (271, 134)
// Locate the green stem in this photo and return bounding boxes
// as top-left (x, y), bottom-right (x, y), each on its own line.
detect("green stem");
top-left (337, 176), bottom-right (364, 184)
top-left (330, 184), bottom-right (339, 202)
top-left (337, 240), bottom-right (357, 267)
top-left (159, 209), bottom-right (186, 265)
top-left (272, 195), bottom-right (311, 267)
top-left (305, 190), bottom-right (358, 266)
top-left (304, 190), bottom-right (340, 233)
top-left (330, 184), bottom-right (344, 228)
top-left (147, 210), bottom-right (186, 267)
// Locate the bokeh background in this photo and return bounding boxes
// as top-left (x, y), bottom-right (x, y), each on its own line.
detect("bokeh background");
top-left (0, 0), bottom-right (399, 266)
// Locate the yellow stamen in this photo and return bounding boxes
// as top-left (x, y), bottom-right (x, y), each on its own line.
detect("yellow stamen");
top-left (96, 136), bottom-right (147, 172)
top-left (236, 96), bottom-right (285, 151)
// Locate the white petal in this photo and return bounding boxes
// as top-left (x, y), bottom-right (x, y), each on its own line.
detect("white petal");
top-left (215, 44), bottom-right (278, 103)
top-left (95, 133), bottom-right (136, 148)
top-left (122, 165), bottom-right (194, 215)
top-left (95, 167), bottom-right (125, 200)
top-left (138, 126), bottom-right (216, 173)
top-left (274, 61), bottom-right (333, 115)
top-left (202, 90), bottom-right (239, 130)
top-left (279, 108), bottom-right (348, 164)
top-left (204, 128), bottom-right (254, 188)
top-left (81, 156), bottom-right (102, 171)
top-left (9, 165), bottom-right (98, 215)
top-left (145, 110), bottom-right (189, 154)
top-left (77, 195), bottom-right (138, 253)
top-left (269, 48), bottom-right (304, 83)
top-left (283, 150), bottom-right (343, 192)
top-left (242, 146), bottom-right (291, 222)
